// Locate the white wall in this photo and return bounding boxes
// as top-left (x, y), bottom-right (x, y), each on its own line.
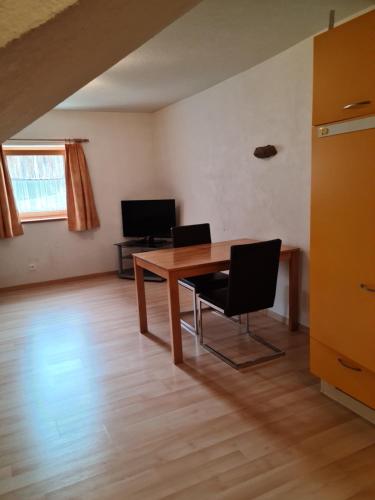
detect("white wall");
top-left (153, 39), bottom-right (313, 326)
top-left (0, 110), bottom-right (160, 287)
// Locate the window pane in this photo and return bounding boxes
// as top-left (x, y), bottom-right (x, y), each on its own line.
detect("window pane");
top-left (7, 155), bottom-right (66, 213)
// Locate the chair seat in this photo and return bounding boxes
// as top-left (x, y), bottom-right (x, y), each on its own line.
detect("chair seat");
top-left (199, 286), bottom-right (228, 312)
top-left (180, 272), bottom-right (228, 293)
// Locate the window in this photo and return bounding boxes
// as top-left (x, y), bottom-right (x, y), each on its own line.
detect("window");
top-left (4, 146), bottom-right (67, 222)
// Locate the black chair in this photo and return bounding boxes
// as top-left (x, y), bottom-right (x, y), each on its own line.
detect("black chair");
top-left (198, 239), bottom-right (285, 369)
top-left (171, 223), bottom-right (228, 335)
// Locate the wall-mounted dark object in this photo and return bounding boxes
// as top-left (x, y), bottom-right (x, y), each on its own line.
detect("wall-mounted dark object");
top-left (328, 9), bottom-right (335, 29)
top-left (253, 145), bottom-right (277, 159)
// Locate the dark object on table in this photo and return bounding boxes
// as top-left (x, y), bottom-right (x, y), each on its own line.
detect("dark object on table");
top-left (254, 145), bottom-right (277, 159)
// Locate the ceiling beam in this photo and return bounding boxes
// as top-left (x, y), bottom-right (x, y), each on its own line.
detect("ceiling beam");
top-left (0, 0), bottom-right (201, 142)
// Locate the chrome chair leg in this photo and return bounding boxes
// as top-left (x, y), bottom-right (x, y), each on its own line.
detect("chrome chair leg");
top-left (198, 297), bottom-right (285, 370)
top-left (180, 284), bottom-right (198, 336)
top-left (193, 288), bottom-right (198, 334)
top-left (198, 297), bottom-right (203, 341)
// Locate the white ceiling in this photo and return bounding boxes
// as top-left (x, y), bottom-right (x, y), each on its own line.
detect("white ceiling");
top-left (57, 0), bottom-right (374, 113)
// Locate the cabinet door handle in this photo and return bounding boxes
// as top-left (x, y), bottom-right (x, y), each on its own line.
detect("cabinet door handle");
top-left (343, 100), bottom-right (371, 110)
top-left (338, 358), bottom-right (362, 372)
top-left (360, 283), bottom-right (375, 293)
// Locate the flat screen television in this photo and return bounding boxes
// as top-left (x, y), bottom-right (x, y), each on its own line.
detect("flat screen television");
top-left (121, 199), bottom-right (176, 241)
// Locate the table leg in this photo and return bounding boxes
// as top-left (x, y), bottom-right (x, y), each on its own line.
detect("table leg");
top-left (167, 274), bottom-right (183, 364)
top-left (134, 261), bottom-right (148, 333)
top-left (117, 245), bottom-right (123, 275)
top-left (288, 250), bottom-right (300, 331)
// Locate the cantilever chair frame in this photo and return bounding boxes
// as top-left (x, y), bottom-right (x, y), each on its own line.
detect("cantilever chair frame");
top-left (179, 277), bottom-right (236, 336)
top-left (172, 223), bottom-right (227, 336)
top-left (179, 280), bottom-right (199, 336)
top-left (197, 296), bottom-right (285, 370)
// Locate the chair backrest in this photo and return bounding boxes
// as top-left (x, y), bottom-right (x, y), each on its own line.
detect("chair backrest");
top-left (171, 223), bottom-right (211, 248)
top-left (224, 239), bottom-right (282, 317)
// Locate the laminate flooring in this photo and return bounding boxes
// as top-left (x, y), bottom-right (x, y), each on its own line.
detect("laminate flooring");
top-left (0, 275), bottom-right (374, 499)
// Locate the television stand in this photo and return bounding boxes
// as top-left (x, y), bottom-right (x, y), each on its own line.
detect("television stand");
top-left (135, 237), bottom-right (170, 248)
top-left (114, 239), bottom-right (172, 281)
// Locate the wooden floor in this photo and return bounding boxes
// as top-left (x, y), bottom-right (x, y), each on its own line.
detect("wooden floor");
top-left (0, 276), bottom-right (374, 499)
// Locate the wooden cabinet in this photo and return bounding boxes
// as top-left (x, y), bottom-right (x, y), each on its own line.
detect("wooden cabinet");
top-left (311, 10), bottom-right (375, 411)
top-left (310, 339), bottom-right (375, 410)
top-left (313, 10), bottom-right (375, 126)
top-left (310, 125), bottom-right (375, 374)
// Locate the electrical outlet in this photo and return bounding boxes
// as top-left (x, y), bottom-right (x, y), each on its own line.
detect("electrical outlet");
top-left (28, 263), bottom-right (37, 271)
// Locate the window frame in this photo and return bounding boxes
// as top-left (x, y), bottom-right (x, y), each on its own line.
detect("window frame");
top-left (4, 146), bottom-right (68, 223)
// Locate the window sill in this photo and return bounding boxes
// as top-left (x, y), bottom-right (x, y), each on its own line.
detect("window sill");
top-left (21, 216), bottom-right (67, 224)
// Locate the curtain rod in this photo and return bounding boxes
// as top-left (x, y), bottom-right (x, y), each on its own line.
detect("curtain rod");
top-left (6, 138), bottom-right (89, 143)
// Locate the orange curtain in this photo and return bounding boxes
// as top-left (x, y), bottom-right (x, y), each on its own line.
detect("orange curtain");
top-left (0, 145), bottom-right (23, 238)
top-left (65, 143), bottom-right (100, 232)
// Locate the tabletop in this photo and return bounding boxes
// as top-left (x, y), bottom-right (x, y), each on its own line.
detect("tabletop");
top-left (133, 238), bottom-right (299, 272)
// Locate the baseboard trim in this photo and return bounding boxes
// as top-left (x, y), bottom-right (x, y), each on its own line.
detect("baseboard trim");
top-left (321, 380), bottom-right (375, 425)
top-left (0, 271), bottom-right (117, 292)
top-left (266, 309), bottom-right (309, 334)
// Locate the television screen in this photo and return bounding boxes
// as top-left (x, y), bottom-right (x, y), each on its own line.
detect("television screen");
top-left (121, 199), bottom-right (176, 238)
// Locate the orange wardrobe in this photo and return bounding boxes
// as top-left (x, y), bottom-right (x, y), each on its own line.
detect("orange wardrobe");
top-left (310, 10), bottom-right (375, 410)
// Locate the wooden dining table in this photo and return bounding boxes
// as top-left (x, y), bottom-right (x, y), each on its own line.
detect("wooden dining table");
top-left (133, 238), bottom-right (300, 364)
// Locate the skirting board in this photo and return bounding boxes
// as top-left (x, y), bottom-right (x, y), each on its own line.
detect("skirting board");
top-left (266, 309), bottom-right (309, 334)
top-left (321, 380), bottom-right (375, 425)
top-left (0, 270), bottom-right (117, 292)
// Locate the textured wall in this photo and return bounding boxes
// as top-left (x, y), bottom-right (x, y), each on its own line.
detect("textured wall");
top-left (0, 0), bottom-right (77, 48)
top-left (153, 38), bottom-right (313, 326)
top-left (0, 111), bottom-right (161, 287)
